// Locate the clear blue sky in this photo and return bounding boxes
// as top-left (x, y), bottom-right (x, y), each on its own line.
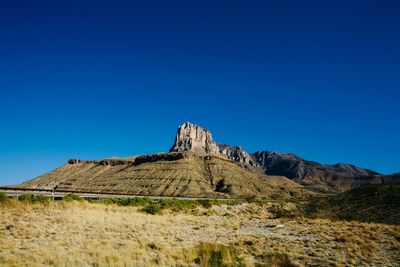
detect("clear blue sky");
top-left (1, 0), bottom-right (399, 185)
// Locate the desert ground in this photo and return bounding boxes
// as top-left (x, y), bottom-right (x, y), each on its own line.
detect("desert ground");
top-left (0, 197), bottom-right (399, 267)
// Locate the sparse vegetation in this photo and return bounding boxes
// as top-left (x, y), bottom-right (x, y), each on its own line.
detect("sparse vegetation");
top-left (17, 193), bottom-right (50, 203)
top-left (0, 192), bottom-right (398, 266)
top-left (91, 196), bottom-right (240, 214)
top-left (304, 184), bottom-right (400, 225)
top-left (63, 193), bottom-right (84, 202)
top-left (93, 196), bottom-right (153, 206)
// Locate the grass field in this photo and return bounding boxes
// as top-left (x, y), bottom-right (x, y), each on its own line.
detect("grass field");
top-left (0, 194), bottom-right (399, 266)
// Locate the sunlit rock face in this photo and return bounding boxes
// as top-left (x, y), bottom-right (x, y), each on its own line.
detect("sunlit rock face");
top-left (169, 122), bottom-right (220, 155)
top-left (170, 122), bottom-right (258, 165)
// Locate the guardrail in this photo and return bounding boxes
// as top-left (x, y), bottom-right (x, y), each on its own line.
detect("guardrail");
top-left (0, 186), bottom-right (243, 201)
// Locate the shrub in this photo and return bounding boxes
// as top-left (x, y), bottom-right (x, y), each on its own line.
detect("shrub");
top-left (122, 197), bottom-right (152, 206)
top-left (33, 194), bottom-right (50, 203)
top-left (262, 252), bottom-right (297, 267)
top-left (0, 192), bottom-right (8, 204)
top-left (244, 195), bottom-right (257, 203)
top-left (92, 197), bottom-right (153, 206)
top-left (140, 203), bottom-right (163, 215)
top-left (112, 197), bottom-right (153, 206)
top-left (63, 194), bottom-right (83, 202)
top-left (116, 197), bottom-right (131, 206)
top-left (268, 204), bottom-right (297, 219)
top-left (95, 197), bottom-right (117, 205)
top-left (199, 199), bottom-right (213, 209)
top-left (18, 194), bottom-right (50, 203)
top-left (18, 193), bottom-right (35, 202)
top-left (159, 198), bottom-right (198, 211)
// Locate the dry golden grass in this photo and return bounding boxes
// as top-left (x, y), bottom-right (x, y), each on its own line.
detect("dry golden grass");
top-left (0, 200), bottom-right (399, 266)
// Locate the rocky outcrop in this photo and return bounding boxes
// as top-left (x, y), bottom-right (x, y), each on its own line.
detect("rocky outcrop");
top-left (68, 159), bottom-right (82, 164)
top-left (169, 122), bottom-right (220, 155)
top-left (218, 144), bottom-right (258, 166)
top-left (170, 122), bottom-right (257, 165)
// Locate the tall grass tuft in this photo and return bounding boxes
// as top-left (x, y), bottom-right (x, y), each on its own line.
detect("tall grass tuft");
top-left (194, 242), bottom-right (240, 267)
top-left (0, 192), bottom-right (8, 204)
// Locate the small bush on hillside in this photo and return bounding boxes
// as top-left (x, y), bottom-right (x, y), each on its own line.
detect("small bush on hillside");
top-left (303, 202), bottom-right (318, 218)
top-left (199, 199), bottom-right (213, 209)
top-left (18, 193), bottom-right (35, 202)
top-left (159, 198), bottom-right (198, 211)
top-left (95, 197), bottom-right (118, 205)
top-left (268, 204), bottom-right (297, 219)
top-left (123, 197), bottom-right (152, 206)
top-left (140, 203), bottom-right (163, 215)
top-left (92, 197), bottom-right (153, 206)
top-left (0, 192), bottom-right (8, 204)
top-left (244, 195), bottom-right (258, 203)
top-left (18, 194), bottom-right (50, 203)
top-left (114, 197), bottom-right (153, 206)
top-left (115, 197), bottom-right (131, 206)
top-left (63, 194), bottom-right (83, 202)
top-left (261, 252), bottom-right (298, 267)
top-left (33, 194), bottom-right (50, 203)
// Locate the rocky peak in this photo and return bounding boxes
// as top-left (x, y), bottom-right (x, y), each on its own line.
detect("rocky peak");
top-left (169, 122), bottom-right (220, 155)
top-left (169, 122), bottom-right (257, 165)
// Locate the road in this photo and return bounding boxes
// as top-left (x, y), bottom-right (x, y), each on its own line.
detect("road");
top-left (0, 187), bottom-right (242, 201)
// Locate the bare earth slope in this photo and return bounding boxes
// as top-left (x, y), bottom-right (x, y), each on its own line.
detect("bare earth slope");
top-left (18, 152), bottom-right (306, 199)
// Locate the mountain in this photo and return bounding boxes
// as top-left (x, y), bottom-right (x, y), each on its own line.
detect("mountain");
top-left (170, 122), bottom-right (395, 192)
top-left (13, 122), bottom-right (398, 196)
top-left (17, 152), bottom-right (305, 199)
top-left (169, 122), bottom-right (257, 166)
top-left (252, 151), bottom-right (381, 192)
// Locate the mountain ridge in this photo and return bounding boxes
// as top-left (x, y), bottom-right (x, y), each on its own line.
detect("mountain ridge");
top-left (170, 122), bottom-right (397, 192)
top-left (12, 121), bottom-right (400, 196)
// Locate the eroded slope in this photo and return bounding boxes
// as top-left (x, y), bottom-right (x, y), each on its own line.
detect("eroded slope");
top-left (18, 152), bottom-right (305, 199)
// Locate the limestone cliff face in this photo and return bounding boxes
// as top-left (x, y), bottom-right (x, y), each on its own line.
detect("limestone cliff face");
top-left (169, 122), bottom-right (220, 155)
top-left (170, 122), bottom-right (256, 165)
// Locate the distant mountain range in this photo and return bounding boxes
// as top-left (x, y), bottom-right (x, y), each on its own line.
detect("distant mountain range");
top-left (13, 122), bottom-right (399, 198)
top-left (169, 122), bottom-right (398, 192)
